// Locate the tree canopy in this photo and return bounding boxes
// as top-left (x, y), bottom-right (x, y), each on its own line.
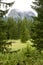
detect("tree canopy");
top-left (31, 0), bottom-right (43, 52)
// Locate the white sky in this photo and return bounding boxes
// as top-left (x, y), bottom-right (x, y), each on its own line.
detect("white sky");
top-left (13, 0), bottom-right (34, 12)
top-left (3, 0), bottom-right (34, 11)
top-left (2, 0), bottom-right (37, 16)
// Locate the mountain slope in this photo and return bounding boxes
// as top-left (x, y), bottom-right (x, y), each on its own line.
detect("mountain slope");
top-left (8, 9), bottom-right (35, 19)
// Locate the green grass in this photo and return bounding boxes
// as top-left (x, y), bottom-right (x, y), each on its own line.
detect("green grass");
top-left (7, 39), bottom-right (33, 51)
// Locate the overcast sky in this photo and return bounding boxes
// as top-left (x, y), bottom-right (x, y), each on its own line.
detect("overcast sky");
top-left (3, 0), bottom-right (37, 16)
top-left (12, 0), bottom-right (34, 12)
top-left (3, 0), bottom-right (34, 11)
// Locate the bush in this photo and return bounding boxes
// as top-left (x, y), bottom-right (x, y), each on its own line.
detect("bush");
top-left (0, 46), bottom-right (43, 65)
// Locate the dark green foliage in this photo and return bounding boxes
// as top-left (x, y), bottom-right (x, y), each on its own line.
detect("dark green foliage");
top-left (0, 18), bottom-right (12, 52)
top-left (0, 46), bottom-right (43, 65)
top-left (17, 18), bottom-right (22, 39)
top-left (21, 27), bottom-right (29, 43)
top-left (31, 0), bottom-right (43, 51)
top-left (6, 17), bottom-right (18, 39)
top-left (6, 17), bottom-right (31, 42)
top-left (0, 0), bottom-right (14, 52)
top-left (0, 18), bottom-right (7, 40)
top-left (31, 21), bottom-right (43, 51)
top-left (21, 18), bottom-right (30, 42)
top-left (0, 18), bottom-right (6, 52)
top-left (0, 17), bottom-right (32, 42)
top-left (0, 16), bottom-right (33, 52)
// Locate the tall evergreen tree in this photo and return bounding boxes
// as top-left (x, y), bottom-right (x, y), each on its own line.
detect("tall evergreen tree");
top-left (17, 18), bottom-right (22, 39)
top-left (0, 0), bottom-right (14, 52)
top-left (21, 18), bottom-right (29, 43)
top-left (7, 17), bottom-right (18, 39)
top-left (31, 0), bottom-right (43, 51)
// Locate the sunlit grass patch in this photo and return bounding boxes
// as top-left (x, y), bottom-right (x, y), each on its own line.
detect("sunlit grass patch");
top-left (6, 39), bottom-right (33, 51)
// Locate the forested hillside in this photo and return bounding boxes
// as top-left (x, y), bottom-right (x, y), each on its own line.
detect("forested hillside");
top-left (0, 0), bottom-right (43, 65)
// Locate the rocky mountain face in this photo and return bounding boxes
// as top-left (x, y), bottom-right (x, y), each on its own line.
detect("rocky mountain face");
top-left (8, 9), bottom-right (35, 20)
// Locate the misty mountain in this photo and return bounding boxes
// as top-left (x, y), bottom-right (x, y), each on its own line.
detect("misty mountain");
top-left (8, 9), bottom-right (35, 20)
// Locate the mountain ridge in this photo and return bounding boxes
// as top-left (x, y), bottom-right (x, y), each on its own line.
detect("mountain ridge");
top-left (8, 9), bottom-right (35, 20)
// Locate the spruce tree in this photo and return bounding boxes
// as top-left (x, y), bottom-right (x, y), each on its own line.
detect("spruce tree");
top-left (17, 18), bottom-right (22, 39)
top-left (31, 0), bottom-right (43, 51)
top-left (0, 0), bottom-right (14, 52)
top-left (21, 18), bottom-right (29, 43)
top-left (7, 17), bottom-right (18, 39)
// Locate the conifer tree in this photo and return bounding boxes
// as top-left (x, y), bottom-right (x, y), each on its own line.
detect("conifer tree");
top-left (7, 17), bottom-right (18, 39)
top-left (0, 0), bottom-right (14, 52)
top-left (21, 18), bottom-right (29, 43)
top-left (31, 0), bottom-right (43, 52)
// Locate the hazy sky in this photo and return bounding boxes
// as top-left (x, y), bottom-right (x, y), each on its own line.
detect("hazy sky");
top-left (3, 0), bottom-right (37, 16)
top-left (12, 0), bottom-right (34, 12)
top-left (3, 0), bottom-right (34, 11)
